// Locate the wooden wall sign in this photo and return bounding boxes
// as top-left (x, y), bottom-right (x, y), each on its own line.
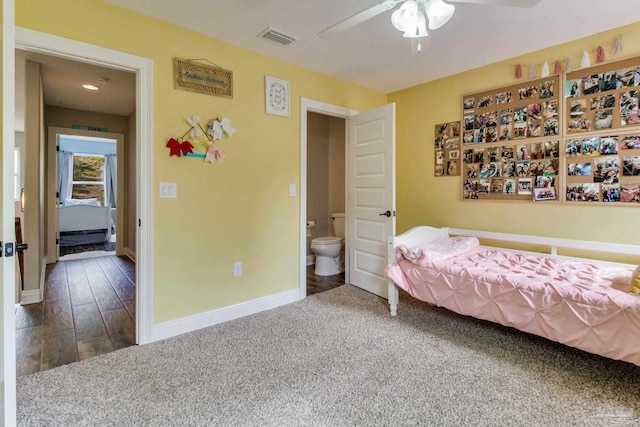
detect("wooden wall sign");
top-left (174, 58), bottom-right (233, 99)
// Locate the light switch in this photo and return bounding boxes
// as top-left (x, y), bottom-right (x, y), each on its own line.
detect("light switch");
top-left (159, 182), bottom-right (177, 198)
top-left (289, 184), bottom-right (296, 197)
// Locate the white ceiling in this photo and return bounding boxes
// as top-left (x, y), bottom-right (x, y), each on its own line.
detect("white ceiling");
top-left (103, 0), bottom-right (640, 93)
top-left (14, 0), bottom-right (640, 132)
top-left (14, 50), bottom-right (135, 132)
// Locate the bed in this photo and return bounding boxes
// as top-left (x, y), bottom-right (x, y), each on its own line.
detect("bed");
top-left (385, 226), bottom-right (640, 366)
top-left (58, 199), bottom-right (112, 247)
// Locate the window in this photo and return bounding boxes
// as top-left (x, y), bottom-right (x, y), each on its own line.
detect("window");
top-left (71, 154), bottom-right (105, 205)
top-left (14, 148), bottom-right (20, 201)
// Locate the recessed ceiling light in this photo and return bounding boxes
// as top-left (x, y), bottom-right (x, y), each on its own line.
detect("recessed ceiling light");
top-left (82, 84), bottom-right (100, 91)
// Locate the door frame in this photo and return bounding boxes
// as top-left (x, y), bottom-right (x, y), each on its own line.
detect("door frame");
top-left (14, 28), bottom-right (155, 348)
top-left (299, 98), bottom-right (357, 297)
top-left (2, 0), bottom-right (18, 422)
top-left (46, 128), bottom-right (125, 262)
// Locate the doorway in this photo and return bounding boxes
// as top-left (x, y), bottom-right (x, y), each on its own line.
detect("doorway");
top-left (299, 99), bottom-right (396, 300)
top-left (49, 130), bottom-right (125, 262)
top-left (300, 99), bottom-right (357, 297)
top-left (13, 26), bottom-right (154, 347)
top-left (305, 112), bottom-right (346, 295)
top-left (15, 51), bottom-right (137, 374)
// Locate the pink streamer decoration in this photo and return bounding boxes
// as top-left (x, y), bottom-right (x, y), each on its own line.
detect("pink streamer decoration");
top-left (596, 45), bottom-right (605, 63)
top-left (554, 60), bottom-right (562, 75)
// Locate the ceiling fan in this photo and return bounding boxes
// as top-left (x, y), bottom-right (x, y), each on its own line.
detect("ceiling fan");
top-left (318, 0), bottom-right (541, 53)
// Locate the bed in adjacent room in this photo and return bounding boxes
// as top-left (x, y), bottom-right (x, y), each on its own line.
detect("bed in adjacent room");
top-left (58, 198), bottom-right (112, 247)
top-left (385, 226), bottom-right (640, 366)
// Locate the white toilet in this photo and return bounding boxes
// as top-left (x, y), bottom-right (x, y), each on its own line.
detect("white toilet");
top-left (310, 213), bottom-right (345, 276)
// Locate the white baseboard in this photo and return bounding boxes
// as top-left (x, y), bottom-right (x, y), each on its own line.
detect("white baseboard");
top-left (150, 288), bottom-right (302, 342)
top-left (21, 289), bottom-right (43, 305)
top-left (306, 255), bottom-right (315, 266)
top-left (23, 260), bottom-right (47, 304)
top-left (124, 247), bottom-right (136, 262)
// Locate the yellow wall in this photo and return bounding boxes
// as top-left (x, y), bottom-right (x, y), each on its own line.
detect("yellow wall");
top-left (389, 22), bottom-right (640, 248)
top-left (16, 0), bottom-right (386, 323)
top-left (15, 1), bottom-right (640, 325)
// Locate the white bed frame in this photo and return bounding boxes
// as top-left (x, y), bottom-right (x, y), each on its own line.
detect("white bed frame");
top-left (387, 226), bottom-right (640, 316)
top-left (59, 205), bottom-right (112, 243)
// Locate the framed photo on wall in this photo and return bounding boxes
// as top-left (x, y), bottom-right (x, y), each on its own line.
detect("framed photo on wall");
top-left (265, 76), bottom-right (290, 117)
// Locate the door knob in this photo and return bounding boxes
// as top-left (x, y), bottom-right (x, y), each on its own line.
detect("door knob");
top-left (379, 210), bottom-right (391, 217)
top-left (16, 243), bottom-right (28, 252)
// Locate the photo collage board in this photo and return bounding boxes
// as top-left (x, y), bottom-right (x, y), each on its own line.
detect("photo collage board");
top-left (434, 121), bottom-right (461, 177)
top-left (563, 57), bottom-right (640, 204)
top-left (565, 57), bottom-right (640, 135)
top-left (565, 134), bottom-right (640, 203)
top-left (461, 75), bottom-right (561, 201)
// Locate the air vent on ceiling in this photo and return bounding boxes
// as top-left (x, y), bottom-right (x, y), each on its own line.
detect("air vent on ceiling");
top-left (258, 27), bottom-right (299, 46)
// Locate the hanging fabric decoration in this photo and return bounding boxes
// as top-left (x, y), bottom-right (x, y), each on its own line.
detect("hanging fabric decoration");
top-left (528, 64), bottom-right (536, 79)
top-left (596, 45), bottom-right (605, 63)
top-left (186, 116), bottom-right (204, 139)
top-left (554, 60), bottom-right (562, 75)
top-left (581, 51), bottom-right (591, 68)
top-left (166, 138), bottom-right (194, 157)
top-left (566, 57), bottom-right (573, 73)
top-left (166, 115), bottom-right (236, 165)
top-left (205, 143), bottom-right (226, 164)
top-left (540, 62), bottom-right (550, 78)
top-left (612, 36), bottom-right (623, 55)
top-left (515, 64), bottom-right (522, 79)
top-left (566, 57), bottom-right (574, 72)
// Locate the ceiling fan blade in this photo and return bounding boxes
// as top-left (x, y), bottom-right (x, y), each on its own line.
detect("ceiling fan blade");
top-left (446, 0), bottom-right (541, 7)
top-left (317, 0), bottom-right (404, 38)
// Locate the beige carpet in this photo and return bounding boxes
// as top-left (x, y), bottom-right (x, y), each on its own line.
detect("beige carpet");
top-left (17, 285), bottom-right (640, 426)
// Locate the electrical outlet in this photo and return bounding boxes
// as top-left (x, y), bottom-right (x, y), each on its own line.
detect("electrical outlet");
top-left (234, 262), bottom-right (242, 277)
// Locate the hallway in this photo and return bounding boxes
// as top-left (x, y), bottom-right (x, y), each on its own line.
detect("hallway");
top-left (15, 256), bottom-right (136, 376)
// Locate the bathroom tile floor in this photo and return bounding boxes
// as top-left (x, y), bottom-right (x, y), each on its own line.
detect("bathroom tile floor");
top-left (306, 265), bottom-right (345, 296)
top-left (15, 255), bottom-right (136, 377)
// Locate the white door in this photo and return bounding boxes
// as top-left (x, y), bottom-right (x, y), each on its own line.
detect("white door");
top-left (347, 103), bottom-right (395, 298)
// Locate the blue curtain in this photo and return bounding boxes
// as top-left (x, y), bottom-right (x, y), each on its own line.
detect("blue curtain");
top-left (58, 151), bottom-right (73, 203)
top-left (104, 154), bottom-right (116, 208)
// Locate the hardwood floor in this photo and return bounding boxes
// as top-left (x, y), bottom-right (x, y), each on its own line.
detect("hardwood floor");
top-left (15, 255), bottom-right (135, 377)
top-left (306, 265), bottom-right (344, 296)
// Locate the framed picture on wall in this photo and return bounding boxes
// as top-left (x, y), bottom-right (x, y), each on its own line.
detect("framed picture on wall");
top-left (265, 76), bottom-right (290, 117)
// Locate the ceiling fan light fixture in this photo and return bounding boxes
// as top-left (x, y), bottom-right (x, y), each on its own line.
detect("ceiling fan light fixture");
top-left (391, 0), bottom-right (419, 32)
top-left (402, 12), bottom-right (428, 38)
top-left (425, 0), bottom-right (455, 30)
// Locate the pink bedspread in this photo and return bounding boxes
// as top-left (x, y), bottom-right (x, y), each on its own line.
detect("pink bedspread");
top-left (386, 246), bottom-right (640, 366)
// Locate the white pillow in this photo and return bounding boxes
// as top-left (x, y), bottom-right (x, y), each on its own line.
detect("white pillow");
top-left (64, 198), bottom-right (101, 207)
